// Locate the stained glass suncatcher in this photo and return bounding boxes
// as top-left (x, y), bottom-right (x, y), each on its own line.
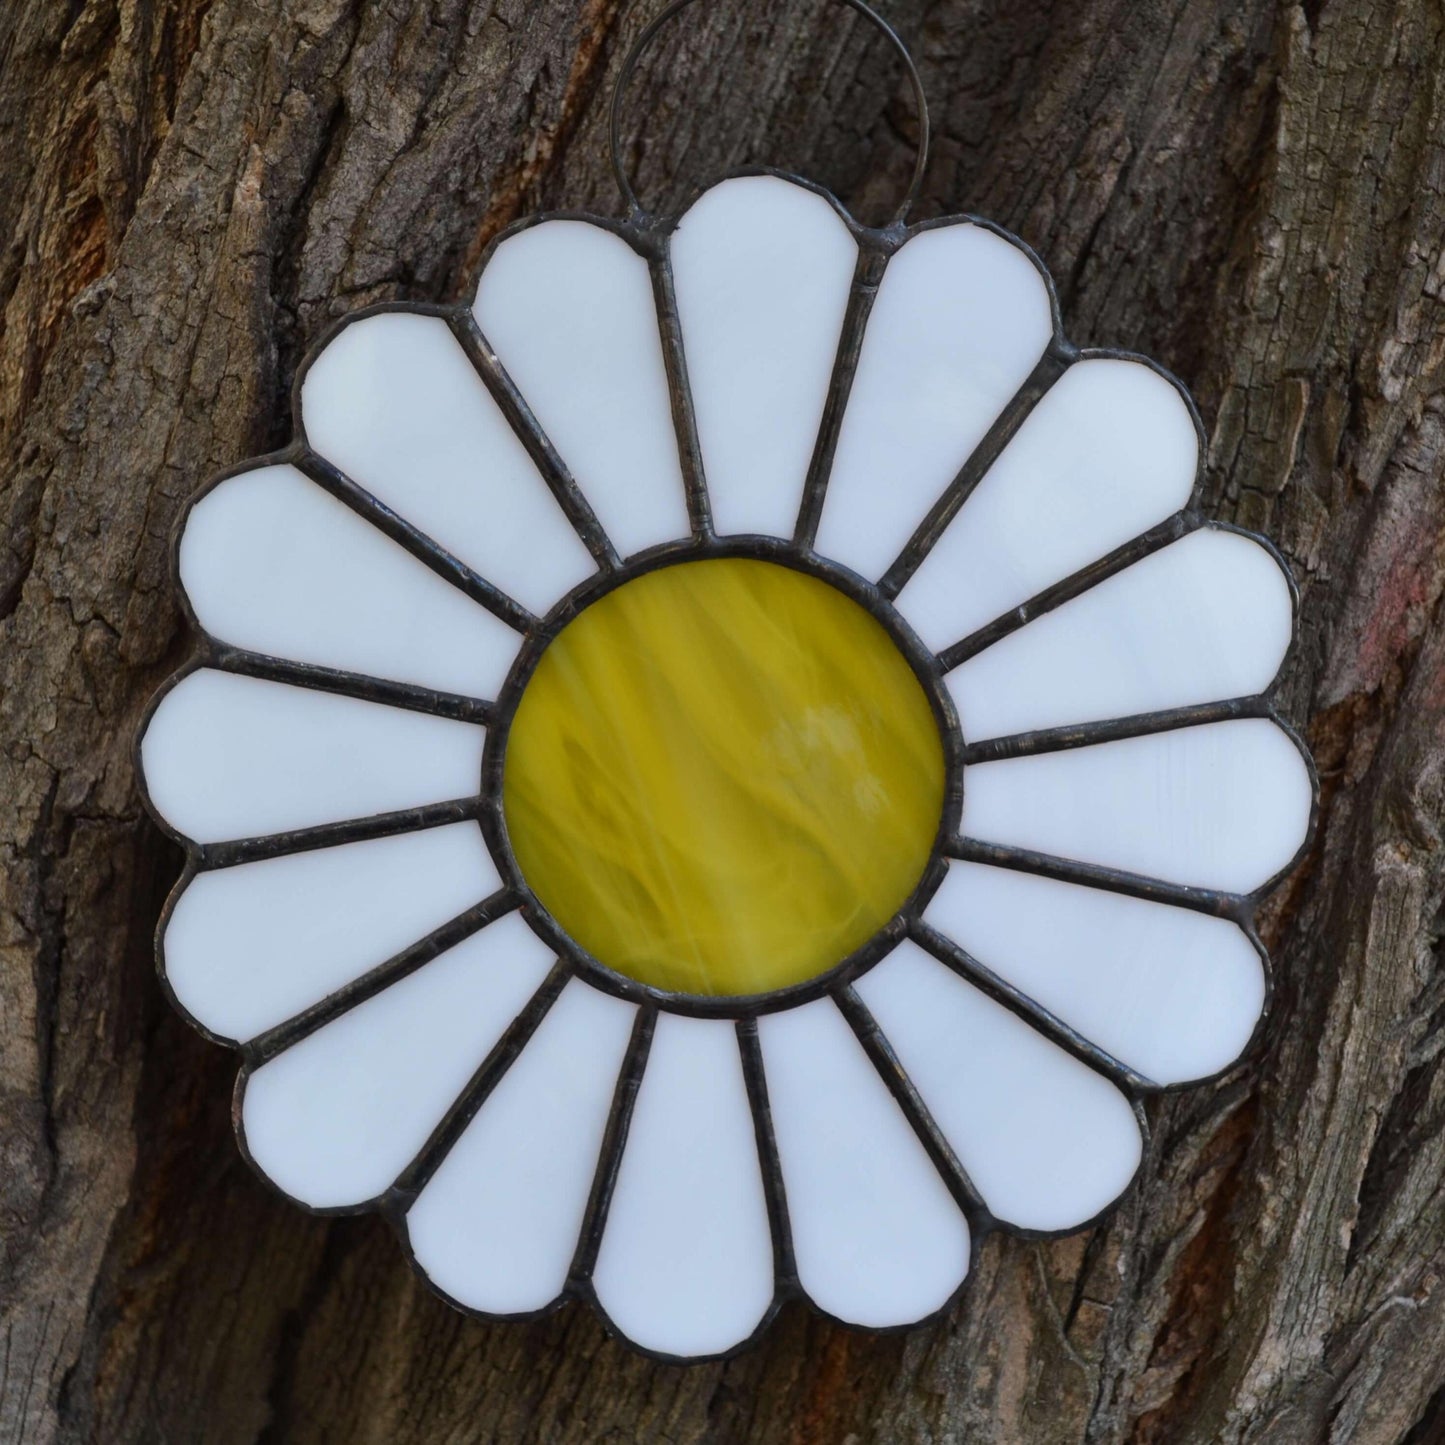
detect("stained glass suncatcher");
top-left (136, 0), bottom-right (1316, 1364)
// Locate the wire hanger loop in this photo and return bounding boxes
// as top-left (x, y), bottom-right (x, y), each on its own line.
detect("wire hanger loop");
top-left (609, 0), bottom-right (931, 224)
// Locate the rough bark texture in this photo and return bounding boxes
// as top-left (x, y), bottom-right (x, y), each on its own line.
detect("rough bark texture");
top-left (2, 0), bottom-right (1444, 1440)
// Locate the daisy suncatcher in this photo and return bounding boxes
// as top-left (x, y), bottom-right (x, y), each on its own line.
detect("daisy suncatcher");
top-left (135, 0), bottom-right (1316, 1364)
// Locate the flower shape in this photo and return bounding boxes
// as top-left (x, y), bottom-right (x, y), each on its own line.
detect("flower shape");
top-left (138, 173), bottom-right (1315, 1362)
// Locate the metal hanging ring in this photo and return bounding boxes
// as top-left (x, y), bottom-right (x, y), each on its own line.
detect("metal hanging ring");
top-left (608, 0), bottom-right (932, 225)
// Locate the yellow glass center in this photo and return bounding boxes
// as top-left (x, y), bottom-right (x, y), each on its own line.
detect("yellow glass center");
top-left (502, 558), bottom-right (945, 998)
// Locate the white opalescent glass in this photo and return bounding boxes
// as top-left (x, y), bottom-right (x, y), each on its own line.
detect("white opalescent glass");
top-left (591, 1014), bottom-right (773, 1357)
top-left (924, 861), bottom-right (1265, 1085)
top-left (856, 941), bottom-right (1142, 1231)
top-left (140, 670), bottom-right (484, 842)
top-left (758, 998), bottom-right (970, 1326)
top-left (180, 464), bottom-right (520, 698)
top-left (407, 980), bottom-right (637, 1315)
top-left (814, 223), bottom-right (1053, 580)
top-left (164, 824), bottom-right (499, 1044)
top-left (895, 358), bottom-right (1199, 651)
top-left (962, 719), bottom-right (1313, 894)
top-left (671, 176), bottom-right (858, 538)
top-left (947, 529), bottom-right (1294, 739)
top-left (240, 913), bottom-right (554, 1209)
top-left (300, 312), bottom-right (595, 614)
top-left (474, 220), bottom-right (690, 556)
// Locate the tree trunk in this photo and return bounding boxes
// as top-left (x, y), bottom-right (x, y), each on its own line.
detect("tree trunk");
top-left (3, 0), bottom-right (1444, 1440)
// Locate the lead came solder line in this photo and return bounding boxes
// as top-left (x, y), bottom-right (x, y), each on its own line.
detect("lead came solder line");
top-left (197, 795), bottom-right (489, 871)
top-left (211, 644), bottom-right (494, 727)
top-left (569, 1005), bottom-right (657, 1286)
top-left (907, 918), bottom-right (1151, 1093)
top-left (737, 1016), bottom-right (798, 1288)
top-left (795, 244), bottom-right (889, 550)
top-left (648, 245), bottom-right (713, 538)
top-left (833, 985), bottom-right (989, 1223)
top-left (296, 448), bottom-right (537, 633)
top-left (946, 836), bottom-right (1248, 921)
top-left (390, 959), bottom-right (573, 1204)
top-left (936, 512), bottom-right (1196, 671)
top-left (960, 695), bottom-right (1274, 766)
top-left (449, 311), bottom-right (622, 572)
top-left (877, 344), bottom-right (1075, 600)
top-left (245, 888), bottom-right (522, 1065)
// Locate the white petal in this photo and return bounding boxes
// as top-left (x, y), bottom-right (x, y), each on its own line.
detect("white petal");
top-left (925, 861), bottom-right (1265, 1085)
top-left (948, 529), bottom-right (1294, 739)
top-left (591, 1014), bottom-right (773, 1358)
top-left (758, 998), bottom-right (970, 1327)
top-left (140, 670), bottom-right (484, 842)
top-left (164, 824), bottom-right (499, 1044)
top-left (180, 464), bottom-right (520, 698)
top-left (895, 358), bottom-right (1198, 650)
top-left (300, 311), bottom-right (595, 614)
top-left (962, 718), bottom-right (1313, 894)
top-left (474, 221), bottom-right (690, 556)
top-left (671, 176), bottom-right (858, 538)
top-left (814, 222), bottom-right (1053, 580)
top-left (856, 941), bottom-right (1142, 1232)
top-left (406, 980), bottom-right (637, 1315)
top-left (240, 912), bottom-right (554, 1209)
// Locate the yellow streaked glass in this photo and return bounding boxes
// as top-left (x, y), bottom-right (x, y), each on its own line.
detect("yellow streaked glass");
top-left (502, 557), bottom-right (945, 997)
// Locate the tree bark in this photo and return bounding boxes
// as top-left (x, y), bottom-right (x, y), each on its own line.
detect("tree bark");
top-left (3, 0), bottom-right (1444, 1440)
